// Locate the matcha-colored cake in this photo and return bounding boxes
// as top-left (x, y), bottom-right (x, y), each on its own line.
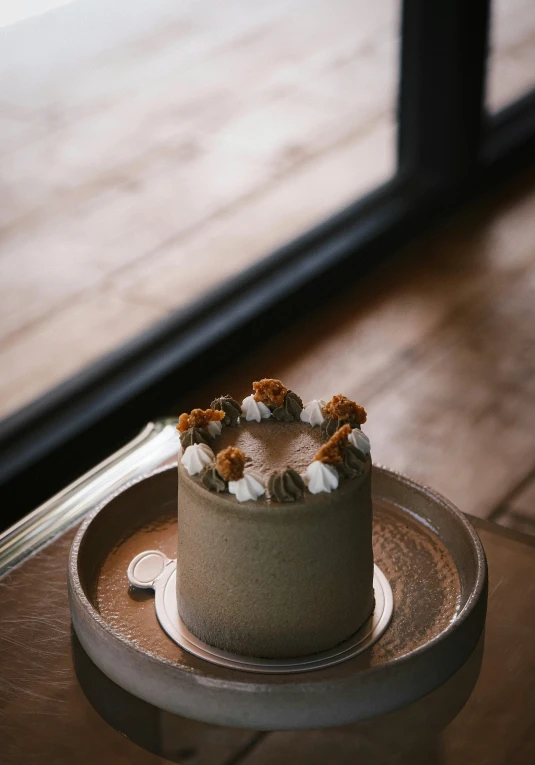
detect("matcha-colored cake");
top-left (176, 379), bottom-right (374, 659)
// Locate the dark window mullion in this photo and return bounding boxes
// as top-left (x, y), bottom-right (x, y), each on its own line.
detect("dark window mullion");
top-left (397, 0), bottom-right (491, 185)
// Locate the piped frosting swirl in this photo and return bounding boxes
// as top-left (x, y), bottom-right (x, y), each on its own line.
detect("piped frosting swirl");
top-left (272, 391), bottom-right (303, 421)
top-left (300, 399), bottom-right (325, 427)
top-left (181, 443), bottom-right (215, 475)
top-left (268, 468), bottom-right (305, 502)
top-left (336, 444), bottom-right (366, 479)
top-left (201, 465), bottom-right (227, 492)
top-left (179, 427), bottom-right (212, 449)
top-left (302, 461), bottom-right (339, 494)
top-left (241, 394), bottom-right (271, 422)
top-left (210, 395), bottom-right (241, 426)
top-left (349, 428), bottom-right (371, 457)
top-left (229, 471), bottom-right (266, 502)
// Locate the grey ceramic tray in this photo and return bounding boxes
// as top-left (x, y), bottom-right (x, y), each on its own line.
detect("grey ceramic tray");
top-left (68, 464), bottom-right (487, 730)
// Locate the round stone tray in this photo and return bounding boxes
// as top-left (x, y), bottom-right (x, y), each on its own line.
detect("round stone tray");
top-left (68, 466), bottom-right (487, 730)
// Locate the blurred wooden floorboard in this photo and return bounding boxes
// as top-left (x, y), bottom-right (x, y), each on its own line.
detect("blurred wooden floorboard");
top-left (495, 466), bottom-right (535, 534)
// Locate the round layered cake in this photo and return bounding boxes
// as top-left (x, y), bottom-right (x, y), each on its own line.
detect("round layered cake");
top-left (176, 379), bottom-right (374, 659)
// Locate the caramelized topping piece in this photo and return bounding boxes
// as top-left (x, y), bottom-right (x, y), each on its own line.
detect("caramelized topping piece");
top-left (177, 413), bottom-right (191, 434)
top-left (216, 446), bottom-right (247, 482)
top-left (177, 408), bottom-right (225, 433)
top-left (322, 395), bottom-right (367, 425)
top-left (253, 378), bottom-right (288, 409)
top-left (314, 424), bottom-right (352, 465)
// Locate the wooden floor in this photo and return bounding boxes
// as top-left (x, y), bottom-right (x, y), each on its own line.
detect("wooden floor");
top-left (1, 0), bottom-right (535, 420)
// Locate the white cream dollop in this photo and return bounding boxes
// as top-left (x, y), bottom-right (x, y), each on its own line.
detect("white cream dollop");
top-left (181, 443), bottom-right (215, 475)
top-left (206, 420), bottom-right (222, 437)
top-left (302, 460), bottom-right (339, 494)
top-left (228, 470), bottom-right (266, 502)
top-left (241, 394), bottom-right (271, 422)
top-left (349, 428), bottom-right (371, 455)
top-left (300, 399), bottom-right (325, 427)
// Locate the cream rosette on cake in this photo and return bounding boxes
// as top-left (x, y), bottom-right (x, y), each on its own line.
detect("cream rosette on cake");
top-left (300, 399), bottom-right (325, 427)
top-left (181, 443), bottom-right (215, 475)
top-left (206, 420), bottom-right (222, 437)
top-left (302, 460), bottom-right (339, 494)
top-left (349, 428), bottom-right (371, 456)
top-left (228, 470), bottom-right (266, 502)
top-left (241, 394), bottom-right (271, 422)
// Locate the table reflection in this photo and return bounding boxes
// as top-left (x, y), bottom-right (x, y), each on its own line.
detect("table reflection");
top-left (72, 629), bottom-right (484, 763)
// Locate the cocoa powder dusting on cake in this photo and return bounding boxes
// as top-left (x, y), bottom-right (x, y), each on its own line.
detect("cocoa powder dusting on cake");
top-left (216, 446), bottom-right (246, 481)
top-left (314, 424), bottom-right (352, 464)
top-left (253, 378), bottom-right (288, 408)
top-left (177, 408), bottom-right (225, 433)
top-left (322, 395), bottom-right (367, 425)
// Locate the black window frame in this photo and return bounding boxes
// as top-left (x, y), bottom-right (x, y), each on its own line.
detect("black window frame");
top-left (2, 0), bottom-right (535, 525)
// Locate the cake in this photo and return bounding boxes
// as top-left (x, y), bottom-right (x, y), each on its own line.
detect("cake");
top-left (176, 379), bottom-right (374, 659)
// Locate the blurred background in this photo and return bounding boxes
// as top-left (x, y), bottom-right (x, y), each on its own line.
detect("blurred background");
top-left (0, 0), bottom-right (397, 417)
top-left (1, 0), bottom-right (535, 533)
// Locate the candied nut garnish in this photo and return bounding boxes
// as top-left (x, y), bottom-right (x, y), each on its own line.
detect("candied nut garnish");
top-left (177, 412), bottom-right (191, 433)
top-left (177, 408), bottom-right (225, 433)
top-left (189, 408), bottom-right (224, 428)
top-left (216, 446), bottom-right (247, 482)
top-left (314, 424), bottom-right (352, 465)
top-left (322, 395), bottom-right (367, 425)
top-left (253, 378), bottom-right (288, 408)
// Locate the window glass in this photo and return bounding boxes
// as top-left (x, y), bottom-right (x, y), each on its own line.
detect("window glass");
top-left (487, 0), bottom-right (535, 112)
